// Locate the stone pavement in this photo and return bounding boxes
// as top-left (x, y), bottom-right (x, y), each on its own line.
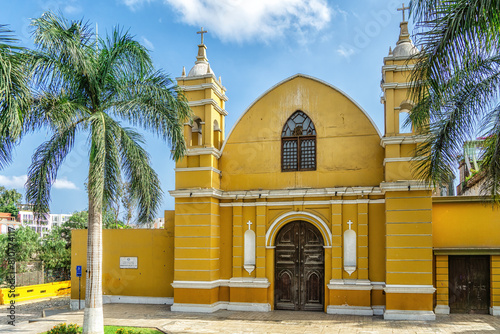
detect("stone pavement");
top-left (2, 304), bottom-right (500, 334)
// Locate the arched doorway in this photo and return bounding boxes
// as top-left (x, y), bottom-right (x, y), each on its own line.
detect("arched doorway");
top-left (275, 221), bottom-right (324, 311)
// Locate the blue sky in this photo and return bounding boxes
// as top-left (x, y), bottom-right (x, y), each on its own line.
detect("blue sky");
top-left (0, 0), bottom-right (413, 216)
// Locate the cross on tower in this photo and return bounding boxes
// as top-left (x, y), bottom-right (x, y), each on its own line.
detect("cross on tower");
top-left (247, 220), bottom-right (253, 230)
top-left (347, 220), bottom-right (353, 230)
top-left (197, 27), bottom-right (208, 44)
top-left (397, 3), bottom-right (410, 22)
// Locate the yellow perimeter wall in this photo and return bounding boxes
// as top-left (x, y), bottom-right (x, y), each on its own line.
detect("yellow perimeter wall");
top-left (0, 281), bottom-right (70, 304)
top-left (432, 199), bottom-right (500, 248)
top-left (71, 227), bottom-right (174, 300)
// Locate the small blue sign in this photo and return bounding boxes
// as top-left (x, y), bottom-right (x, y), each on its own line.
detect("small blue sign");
top-left (76, 265), bottom-right (82, 277)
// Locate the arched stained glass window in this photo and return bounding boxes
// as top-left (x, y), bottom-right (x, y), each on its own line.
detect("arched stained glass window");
top-left (281, 111), bottom-right (316, 171)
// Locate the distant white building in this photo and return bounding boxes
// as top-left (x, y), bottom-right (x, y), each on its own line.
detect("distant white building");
top-left (152, 217), bottom-right (164, 229)
top-left (134, 217), bottom-right (164, 229)
top-left (0, 212), bottom-right (21, 234)
top-left (18, 211), bottom-right (72, 237)
top-left (50, 213), bottom-right (72, 228)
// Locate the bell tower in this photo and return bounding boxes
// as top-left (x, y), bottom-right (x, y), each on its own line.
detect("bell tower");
top-left (380, 5), bottom-right (436, 321)
top-left (381, 9), bottom-right (420, 182)
top-left (175, 27), bottom-right (228, 190)
top-left (170, 28), bottom-right (228, 312)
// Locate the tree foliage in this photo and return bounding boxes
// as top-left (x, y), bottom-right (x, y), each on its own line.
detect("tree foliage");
top-left (0, 186), bottom-right (22, 207)
top-left (3, 226), bottom-right (40, 262)
top-left (409, 0), bottom-right (500, 199)
top-left (0, 25), bottom-right (31, 168)
top-left (0, 187), bottom-right (22, 217)
top-left (40, 226), bottom-right (70, 271)
top-left (23, 12), bottom-right (190, 333)
top-left (0, 203), bottom-right (18, 217)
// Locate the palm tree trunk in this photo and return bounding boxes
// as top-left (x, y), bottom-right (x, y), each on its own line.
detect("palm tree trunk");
top-left (82, 196), bottom-right (104, 334)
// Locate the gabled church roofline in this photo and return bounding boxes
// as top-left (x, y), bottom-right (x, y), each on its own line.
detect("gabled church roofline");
top-left (220, 74), bottom-right (382, 154)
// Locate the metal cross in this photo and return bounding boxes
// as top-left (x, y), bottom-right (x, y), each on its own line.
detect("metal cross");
top-left (247, 221), bottom-right (252, 230)
top-left (197, 27), bottom-right (208, 44)
top-left (347, 220), bottom-right (353, 230)
top-left (397, 3), bottom-right (410, 22)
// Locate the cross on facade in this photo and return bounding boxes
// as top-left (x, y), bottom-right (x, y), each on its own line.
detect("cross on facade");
top-left (347, 220), bottom-right (353, 230)
top-left (247, 220), bottom-right (252, 230)
top-left (397, 3), bottom-right (410, 22)
top-left (197, 27), bottom-right (208, 44)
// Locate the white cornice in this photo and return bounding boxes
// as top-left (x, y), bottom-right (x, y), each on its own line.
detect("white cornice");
top-left (179, 83), bottom-right (228, 102)
top-left (171, 279), bottom-right (229, 289)
top-left (174, 167), bottom-right (222, 175)
top-left (382, 64), bottom-right (415, 74)
top-left (383, 54), bottom-right (422, 62)
top-left (169, 187), bottom-right (384, 199)
top-left (383, 157), bottom-right (413, 166)
top-left (380, 181), bottom-right (431, 191)
top-left (176, 74), bottom-right (227, 92)
top-left (187, 99), bottom-right (228, 116)
top-left (380, 135), bottom-right (427, 147)
top-left (228, 278), bottom-right (270, 288)
top-left (327, 279), bottom-right (373, 290)
top-left (171, 278), bottom-right (270, 289)
top-left (219, 199), bottom-right (385, 207)
top-left (381, 82), bottom-right (413, 90)
top-left (186, 147), bottom-right (221, 159)
top-left (384, 284), bottom-right (436, 294)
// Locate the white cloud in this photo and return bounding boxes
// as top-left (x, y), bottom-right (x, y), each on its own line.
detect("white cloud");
top-left (121, 0), bottom-right (333, 43)
top-left (165, 0), bottom-right (332, 42)
top-left (53, 178), bottom-right (79, 190)
top-left (64, 5), bottom-right (82, 15)
top-left (0, 175), bottom-right (27, 188)
top-left (141, 36), bottom-right (155, 50)
top-left (0, 175), bottom-right (78, 190)
top-left (122, 0), bottom-right (152, 11)
top-left (337, 45), bottom-right (355, 59)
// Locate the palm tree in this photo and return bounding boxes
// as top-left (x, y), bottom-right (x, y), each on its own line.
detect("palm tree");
top-left (25, 12), bottom-right (191, 334)
top-left (0, 25), bottom-right (31, 168)
top-left (408, 0), bottom-right (500, 199)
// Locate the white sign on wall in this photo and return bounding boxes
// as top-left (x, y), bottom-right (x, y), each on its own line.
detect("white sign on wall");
top-left (120, 257), bottom-right (138, 269)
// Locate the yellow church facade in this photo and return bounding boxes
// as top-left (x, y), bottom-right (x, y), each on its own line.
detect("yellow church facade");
top-left (169, 19), bottom-right (433, 320)
top-left (71, 20), bottom-right (500, 320)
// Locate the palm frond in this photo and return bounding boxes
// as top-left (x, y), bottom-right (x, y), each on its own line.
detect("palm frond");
top-left (30, 12), bottom-right (97, 107)
top-left (98, 26), bottom-right (152, 86)
top-left (119, 126), bottom-right (161, 224)
top-left (479, 104), bottom-right (500, 199)
top-left (110, 70), bottom-right (191, 160)
top-left (26, 120), bottom-right (83, 216)
top-left (0, 25), bottom-right (31, 168)
top-left (409, 0), bottom-right (500, 191)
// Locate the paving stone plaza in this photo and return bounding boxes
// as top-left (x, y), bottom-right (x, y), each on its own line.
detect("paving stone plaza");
top-left (2, 303), bottom-right (500, 333)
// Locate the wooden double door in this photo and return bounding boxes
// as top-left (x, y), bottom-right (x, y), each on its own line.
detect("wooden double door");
top-left (275, 221), bottom-right (324, 311)
top-left (449, 255), bottom-right (490, 314)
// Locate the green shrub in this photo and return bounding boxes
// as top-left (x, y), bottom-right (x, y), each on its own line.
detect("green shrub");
top-left (115, 329), bottom-right (140, 334)
top-left (47, 323), bottom-right (80, 334)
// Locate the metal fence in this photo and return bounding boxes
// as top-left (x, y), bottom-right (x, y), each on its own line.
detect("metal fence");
top-left (2, 261), bottom-right (70, 286)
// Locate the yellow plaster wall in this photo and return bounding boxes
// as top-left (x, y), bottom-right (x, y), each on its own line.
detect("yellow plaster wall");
top-left (174, 197), bottom-right (221, 282)
top-left (368, 202), bottom-right (386, 283)
top-left (435, 255), bottom-right (448, 308)
top-left (386, 293), bottom-right (433, 311)
top-left (174, 287), bottom-right (220, 304)
top-left (220, 75), bottom-right (384, 191)
top-left (433, 200), bottom-right (500, 248)
top-left (329, 289), bottom-right (371, 307)
top-left (71, 229), bottom-right (174, 299)
top-left (230, 287), bottom-right (268, 303)
top-left (385, 191), bottom-right (433, 286)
